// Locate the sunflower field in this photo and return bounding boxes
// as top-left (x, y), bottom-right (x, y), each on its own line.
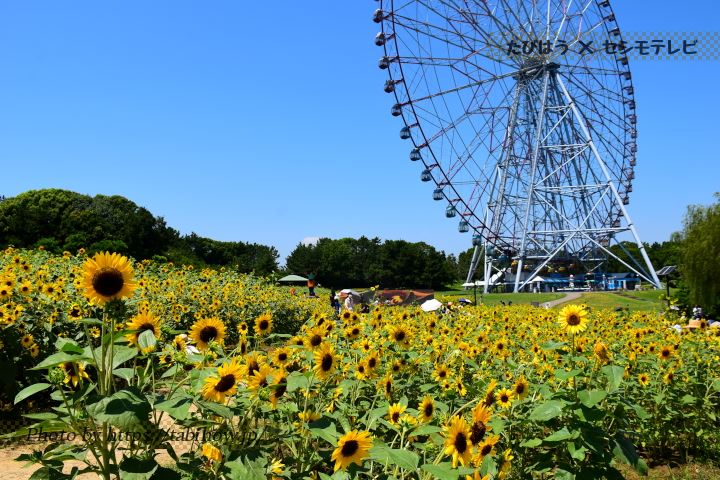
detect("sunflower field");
top-left (2, 248), bottom-right (720, 480)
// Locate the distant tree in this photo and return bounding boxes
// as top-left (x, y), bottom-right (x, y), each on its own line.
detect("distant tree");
top-left (680, 194), bottom-right (720, 314)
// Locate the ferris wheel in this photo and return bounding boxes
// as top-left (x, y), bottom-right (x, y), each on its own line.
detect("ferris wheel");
top-left (372, 0), bottom-right (661, 292)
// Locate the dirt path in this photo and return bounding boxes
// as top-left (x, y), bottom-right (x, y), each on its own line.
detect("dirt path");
top-left (541, 291), bottom-right (583, 308)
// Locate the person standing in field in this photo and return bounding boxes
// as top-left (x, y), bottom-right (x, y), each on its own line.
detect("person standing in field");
top-left (344, 293), bottom-right (355, 311)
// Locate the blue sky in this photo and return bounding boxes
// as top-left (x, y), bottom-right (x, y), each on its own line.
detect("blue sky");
top-left (0, 1), bottom-right (718, 263)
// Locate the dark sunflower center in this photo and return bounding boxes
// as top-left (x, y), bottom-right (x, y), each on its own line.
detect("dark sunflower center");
top-left (439, 370), bottom-right (447, 378)
top-left (92, 268), bottom-right (124, 297)
top-left (454, 432), bottom-right (468, 453)
top-left (240, 342), bottom-right (247, 355)
top-left (199, 326), bottom-right (218, 343)
top-left (394, 331), bottom-right (406, 342)
top-left (278, 352), bottom-right (288, 362)
top-left (215, 374), bottom-right (236, 392)
top-left (662, 350), bottom-right (670, 357)
top-left (139, 323), bottom-right (155, 333)
top-left (385, 381), bottom-right (392, 394)
top-left (567, 314), bottom-right (580, 326)
top-left (500, 394), bottom-right (509, 403)
top-left (248, 361), bottom-right (259, 376)
top-left (259, 320), bottom-right (269, 330)
top-left (368, 358), bottom-right (377, 369)
top-left (470, 422), bottom-right (487, 444)
top-left (310, 334), bottom-right (322, 347)
top-left (424, 402), bottom-right (434, 417)
top-left (274, 380), bottom-right (287, 398)
top-left (341, 440), bottom-right (359, 457)
top-left (485, 392), bottom-right (495, 406)
top-left (480, 443), bottom-right (492, 456)
top-left (358, 365), bottom-right (365, 373)
top-left (352, 328), bottom-right (360, 335)
top-left (321, 354), bottom-right (333, 371)
top-left (391, 412), bottom-right (400, 422)
top-left (516, 384), bottom-right (525, 395)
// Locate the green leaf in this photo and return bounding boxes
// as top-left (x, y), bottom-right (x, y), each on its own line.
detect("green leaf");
top-left (14, 383), bottom-right (52, 405)
top-left (31, 352), bottom-right (90, 370)
top-left (309, 417), bottom-right (339, 444)
top-left (568, 442), bottom-right (588, 461)
top-left (601, 365), bottom-right (625, 393)
top-left (544, 427), bottom-right (577, 442)
top-left (555, 369), bottom-right (582, 381)
top-left (612, 434), bottom-right (648, 475)
top-left (286, 371), bottom-right (311, 392)
top-left (541, 341), bottom-right (567, 350)
top-left (632, 404), bottom-right (651, 420)
top-left (196, 400), bottom-right (233, 419)
top-left (529, 399), bottom-right (567, 422)
top-left (520, 438), bottom-right (543, 448)
top-left (370, 442), bottom-right (420, 470)
top-left (138, 330), bottom-right (156, 350)
top-left (111, 345), bottom-right (139, 369)
top-left (421, 462), bottom-right (462, 480)
top-left (119, 457), bottom-right (159, 480)
top-left (155, 395), bottom-right (193, 421)
top-left (578, 389), bottom-right (607, 408)
top-left (86, 387), bottom-right (151, 432)
top-left (681, 394), bottom-right (696, 405)
top-left (225, 457), bottom-right (267, 480)
top-left (113, 368), bottom-right (135, 381)
top-left (554, 468), bottom-right (576, 480)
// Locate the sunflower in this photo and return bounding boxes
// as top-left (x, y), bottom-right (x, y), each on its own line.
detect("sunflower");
top-left (201, 358), bottom-right (243, 402)
top-left (313, 342), bottom-right (337, 379)
top-left (125, 312), bottom-right (161, 346)
top-left (60, 362), bottom-right (90, 387)
top-left (331, 430), bottom-right (373, 472)
top-left (201, 443), bottom-right (223, 463)
top-left (254, 313), bottom-right (273, 336)
top-left (247, 364), bottom-right (274, 392)
top-left (470, 403), bottom-right (492, 444)
top-left (189, 317), bottom-right (226, 351)
top-left (434, 364), bottom-right (452, 383)
top-left (345, 325), bottom-right (362, 340)
top-left (366, 352), bottom-right (380, 371)
top-left (378, 372), bottom-right (393, 399)
top-left (305, 326), bottom-right (326, 350)
top-left (236, 322), bottom-right (249, 336)
top-left (271, 346), bottom-right (291, 367)
top-left (593, 341), bottom-right (610, 363)
top-left (496, 388), bottom-right (514, 409)
top-left (30, 343), bottom-right (40, 358)
top-left (419, 395), bottom-right (435, 423)
top-left (638, 372), bottom-right (650, 387)
top-left (557, 304), bottom-right (588, 335)
top-left (81, 252), bottom-right (136, 305)
top-left (389, 324), bottom-right (410, 345)
top-left (269, 371), bottom-right (288, 408)
top-left (21, 334), bottom-right (34, 349)
top-left (482, 380), bottom-right (497, 407)
top-left (658, 345), bottom-right (673, 361)
top-left (475, 435), bottom-right (500, 464)
top-left (18, 281), bottom-right (32, 295)
top-left (387, 402), bottom-right (406, 426)
top-left (0, 286), bottom-right (11, 299)
top-left (444, 416), bottom-right (473, 467)
top-left (173, 335), bottom-right (187, 352)
top-left (498, 448), bottom-right (514, 480)
top-left (512, 376), bottom-right (529, 400)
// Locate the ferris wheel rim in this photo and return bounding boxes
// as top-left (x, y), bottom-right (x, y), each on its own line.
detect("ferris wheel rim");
top-left (378, 0), bottom-right (638, 248)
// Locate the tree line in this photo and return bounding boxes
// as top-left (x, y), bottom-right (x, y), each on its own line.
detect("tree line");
top-left (284, 237), bottom-right (457, 290)
top-left (0, 189), bottom-right (279, 275)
